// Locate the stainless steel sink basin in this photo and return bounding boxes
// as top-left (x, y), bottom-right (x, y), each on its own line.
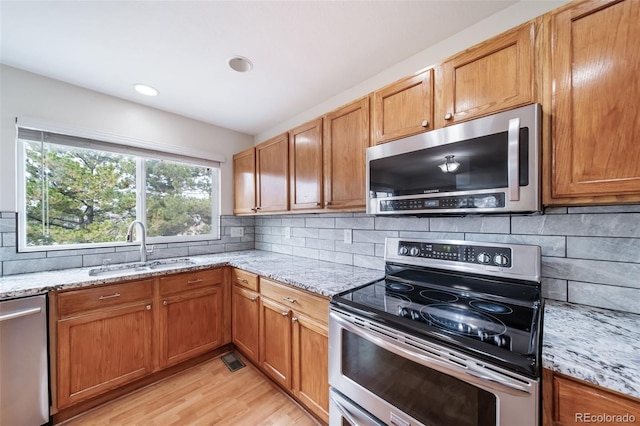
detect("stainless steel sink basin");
top-left (88, 258), bottom-right (196, 276)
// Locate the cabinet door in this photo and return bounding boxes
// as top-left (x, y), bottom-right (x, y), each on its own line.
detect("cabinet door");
top-left (259, 297), bottom-right (292, 389)
top-left (159, 286), bottom-right (223, 368)
top-left (232, 284), bottom-right (260, 364)
top-left (323, 96), bottom-right (370, 210)
top-left (289, 118), bottom-right (323, 210)
top-left (256, 133), bottom-right (289, 213)
top-left (292, 313), bottom-right (329, 423)
top-left (57, 302), bottom-right (153, 408)
top-left (548, 0), bottom-right (640, 204)
top-left (435, 21), bottom-right (535, 127)
top-left (233, 147), bottom-right (256, 214)
top-left (372, 69), bottom-right (433, 144)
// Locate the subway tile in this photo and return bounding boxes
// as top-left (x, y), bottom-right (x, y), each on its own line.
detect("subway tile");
top-left (261, 234), bottom-right (283, 245)
top-left (465, 234), bottom-right (566, 257)
top-left (567, 237), bottom-right (640, 262)
top-left (334, 241), bottom-right (375, 256)
top-left (317, 229), bottom-right (344, 240)
top-left (398, 231), bottom-right (465, 240)
top-left (1, 233), bottom-right (16, 247)
top-left (375, 216), bottom-right (429, 231)
top-left (0, 247), bottom-right (46, 261)
top-left (281, 217), bottom-right (306, 227)
top-left (280, 237), bottom-right (306, 247)
top-left (542, 278), bottom-right (568, 301)
top-left (255, 226), bottom-right (272, 235)
top-left (353, 254), bottom-right (385, 271)
top-left (241, 217), bottom-right (256, 226)
top-left (318, 250), bottom-right (353, 265)
top-left (271, 244), bottom-right (293, 255)
top-left (241, 234), bottom-right (255, 243)
top-left (0, 218), bottom-right (16, 233)
top-left (3, 256), bottom-right (83, 275)
top-left (224, 242), bottom-right (254, 252)
top-left (305, 217), bottom-right (336, 229)
top-left (568, 204), bottom-right (640, 214)
top-left (220, 216), bottom-right (245, 227)
top-left (375, 243), bottom-right (386, 257)
top-left (148, 247), bottom-right (190, 260)
top-left (255, 242), bottom-right (273, 251)
top-left (292, 227), bottom-right (319, 238)
top-left (568, 281), bottom-right (640, 315)
top-left (430, 216), bottom-right (510, 234)
top-left (1, 212), bottom-right (17, 219)
top-left (295, 247), bottom-right (319, 260)
top-left (512, 213), bottom-right (640, 237)
top-left (83, 251), bottom-right (142, 267)
top-left (305, 238), bottom-right (335, 251)
top-left (542, 256), bottom-right (640, 289)
top-left (352, 230), bottom-right (399, 244)
top-left (47, 247), bottom-right (115, 258)
top-left (188, 244), bottom-right (225, 256)
top-left (335, 216), bottom-right (375, 230)
top-left (543, 207), bottom-right (568, 215)
top-left (263, 218), bottom-right (283, 227)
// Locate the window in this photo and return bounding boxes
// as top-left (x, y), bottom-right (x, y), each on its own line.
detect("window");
top-left (17, 127), bottom-right (221, 251)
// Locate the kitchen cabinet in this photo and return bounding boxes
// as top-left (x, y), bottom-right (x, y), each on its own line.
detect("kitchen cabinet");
top-left (56, 279), bottom-right (154, 408)
top-left (260, 277), bottom-right (330, 422)
top-left (372, 69), bottom-right (434, 144)
top-left (546, 0), bottom-right (640, 205)
top-left (323, 96), bottom-right (370, 210)
top-left (543, 369), bottom-right (640, 426)
top-left (231, 269), bottom-right (260, 364)
top-left (434, 21), bottom-right (537, 128)
top-left (232, 147), bottom-right (256, 215)
top-left (158, 268), bottom-right (228, 368)
top-left (289, 118), bottom-right (324, 210)
top-left (256, 133), bottom-right (289, 213)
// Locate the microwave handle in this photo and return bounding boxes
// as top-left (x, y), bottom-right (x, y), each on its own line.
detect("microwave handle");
top-left (508, 117), bottom-right (520, 201)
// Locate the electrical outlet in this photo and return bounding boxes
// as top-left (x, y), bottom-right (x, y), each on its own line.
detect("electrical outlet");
top-left (284, 227), bottom-right (291, 239)
top-left (230, 227), bottom-right (244, 238)
top-left (344, 229), bottom-right (353, 244)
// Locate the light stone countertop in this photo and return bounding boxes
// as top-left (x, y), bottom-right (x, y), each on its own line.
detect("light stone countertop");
top-left (543, 300), bottom-right (640, 399)
top-left (0, 250), bottom-right (385, 300)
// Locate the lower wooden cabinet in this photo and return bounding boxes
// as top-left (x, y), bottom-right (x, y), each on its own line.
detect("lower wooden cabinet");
top-left (543, 369), bottom-right (640, 426)
top-left (232, 284), bottom-right (260, 364)
top-left (260, 296), bottom-right (293, 389)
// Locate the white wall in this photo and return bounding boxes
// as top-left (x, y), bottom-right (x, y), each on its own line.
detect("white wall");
top-left (0, 65), bottom-right (254, 215)
top-left (255, 0), bottom-right (569, 144)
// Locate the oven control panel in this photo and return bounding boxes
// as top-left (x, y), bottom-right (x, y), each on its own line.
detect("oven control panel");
top-left (398, 241), bottom-right (512, 267)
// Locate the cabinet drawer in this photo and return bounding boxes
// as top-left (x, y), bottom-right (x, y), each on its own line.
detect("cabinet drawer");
top-left (260, 277), bottom-right (329, 323)
top-left (58, 279), bottom-right (153, 317)
top-left (232, 268), bottom-right (259, 291)
top-left (159, 268), bottom-right (222, 296)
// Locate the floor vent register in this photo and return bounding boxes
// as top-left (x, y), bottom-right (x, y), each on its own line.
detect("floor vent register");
top-left (221, 352), bottom-right (246, 372)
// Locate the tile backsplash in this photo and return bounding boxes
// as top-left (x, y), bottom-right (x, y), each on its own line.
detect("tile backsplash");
top-left (0, 213), bottom-right (254, 277)
top-left (3, 206), bottom-right (639, 316)
top-left (254, 206), bottom-right (640, 315)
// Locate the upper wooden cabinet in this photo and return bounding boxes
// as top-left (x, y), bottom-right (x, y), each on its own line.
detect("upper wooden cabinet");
top-left (256, 133), bottom-right (289, 213)
top-left (546, 0), bottom-right (640, 205)
top-left (372, 69), bottom-right (434, 144)
top-left (323, 96), bottom-right (370, 210)
top-left (434, 21), bottom-right (537, 128)
top-left (289, 118), bottom-right (324, 210)
top-left (232, 147), bottom-right (256, 215)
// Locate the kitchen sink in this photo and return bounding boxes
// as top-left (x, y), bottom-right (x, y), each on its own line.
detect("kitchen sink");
top-left (88, 258), bottom-right (196, 276)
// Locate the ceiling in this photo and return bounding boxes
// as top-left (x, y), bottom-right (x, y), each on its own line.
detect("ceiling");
top-left (0, 1), bottom-right (518, 136)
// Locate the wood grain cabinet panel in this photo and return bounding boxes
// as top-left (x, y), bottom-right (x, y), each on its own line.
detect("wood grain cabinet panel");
top-left (547, 0), bottom-right (640, 204)
top-left (372, 69), bottom-right (433, 144)
top-left (57, 296), bottom-right (153, 408)
top-left (543, 369), bottom-right (640, 426)
top-left (232, 147), bottom-right (256, 214)
top-left (323, 96), bottom-right (370, 210)
top-left (435, 21), bottom-right (536, 127)
top-left (256, 133), bottom-right (289, 213)
top-left (232, 284), bottom-right (260, 364)
top-left (259, 296), bottom-right (293, 389)
top-left (289, 118), bottom-right (324, 210)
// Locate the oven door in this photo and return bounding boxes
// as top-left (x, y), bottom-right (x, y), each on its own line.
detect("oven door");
top-left (330, 388), bottom-right (386, 426)
top-left (329, 309), bottom-right (539, 426)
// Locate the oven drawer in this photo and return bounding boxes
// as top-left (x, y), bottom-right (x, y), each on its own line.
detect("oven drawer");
top-left (260, 278), bottom-right (328, 323)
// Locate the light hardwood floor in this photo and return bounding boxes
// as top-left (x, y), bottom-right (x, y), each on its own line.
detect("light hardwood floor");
top-left (61, 354), bottom-right (321, 426)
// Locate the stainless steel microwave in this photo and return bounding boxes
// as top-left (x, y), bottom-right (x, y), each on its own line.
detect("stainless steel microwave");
top-left (366, 103), bottom-right (541, 215)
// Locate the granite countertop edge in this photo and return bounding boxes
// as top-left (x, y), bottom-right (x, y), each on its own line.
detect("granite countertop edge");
top-left (542, 300), bottom-right (640, 400)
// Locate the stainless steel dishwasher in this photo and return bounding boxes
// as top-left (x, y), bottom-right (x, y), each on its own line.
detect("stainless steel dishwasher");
top-left (0, 294), bottom-right (50, 426)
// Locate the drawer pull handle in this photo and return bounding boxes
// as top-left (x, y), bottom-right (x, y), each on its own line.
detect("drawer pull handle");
top-left (282, 297), bottom-right (297, 303)
top-left (187, 279), bottom-right (203, 284)
top-left (250, 296), bottom-right (258, 302)
top-left (99, 293), bottom-right (121, 300)
top-left (237, 277), bottom-right (248, 283)
top-left (281, 311), bottom-right (289, 317)
top-left (292, 317), bottom-right (298, 323)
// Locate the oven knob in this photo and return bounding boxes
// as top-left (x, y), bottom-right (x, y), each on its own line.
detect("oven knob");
top-left (409, 247), bottom-right (420, 257)
top-left (494, 254), bottom-right (509, 266)
top-left (399, 245), bottom-right (409, 256)
top-left (477, 252), bottom-right (491, 264)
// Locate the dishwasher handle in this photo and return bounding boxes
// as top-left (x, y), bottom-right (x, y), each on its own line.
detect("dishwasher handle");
top-left (0, 307), bottom-right (42, 322)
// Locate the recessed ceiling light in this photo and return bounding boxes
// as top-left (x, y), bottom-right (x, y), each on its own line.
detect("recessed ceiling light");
top-left (228, 56), bottom-right (253, 73)
top-left (133, 83), bottom-right (159, 96)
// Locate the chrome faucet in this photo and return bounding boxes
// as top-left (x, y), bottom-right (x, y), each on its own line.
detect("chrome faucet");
top-left (126, 220), bottom-right (149, 263)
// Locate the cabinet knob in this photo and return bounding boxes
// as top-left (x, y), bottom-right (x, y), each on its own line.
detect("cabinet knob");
top-left (421, 120), bottom-right (429, 127)
top-left (163, 300), bottom-right (168, 306)
top-left (146, 304), bottom-right (151, 311)
top-left (250, 296), bottom-right (258, 302)
top-left (292, 317), bottom-right (298, 323)
top-left (281, 311), bottom-right (289, 317)
top-left (444, 113), bottom-right (453, 121)
top-left (255, 206), bottom-right (262, 211)
top-left (251, 207), bottom-right (258, 212)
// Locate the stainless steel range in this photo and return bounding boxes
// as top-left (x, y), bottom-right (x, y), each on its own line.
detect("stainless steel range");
top-left (329, 238), bottom-right (543, 426)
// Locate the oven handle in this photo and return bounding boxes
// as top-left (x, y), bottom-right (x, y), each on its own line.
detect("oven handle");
top-left (330, 394), bottom-right (362, 426)
top-left (507, 116), bottom-right (520, 201)
top-left (332, 312), bottom-right (532, 395)
top-left (330, 389), bottom-right (387, 426)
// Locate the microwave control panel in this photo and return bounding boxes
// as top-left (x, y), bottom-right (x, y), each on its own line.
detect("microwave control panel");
top-left (379, 193), bottom-right (505, 211)
top-left (398, 241), bottom-right (512, 267)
